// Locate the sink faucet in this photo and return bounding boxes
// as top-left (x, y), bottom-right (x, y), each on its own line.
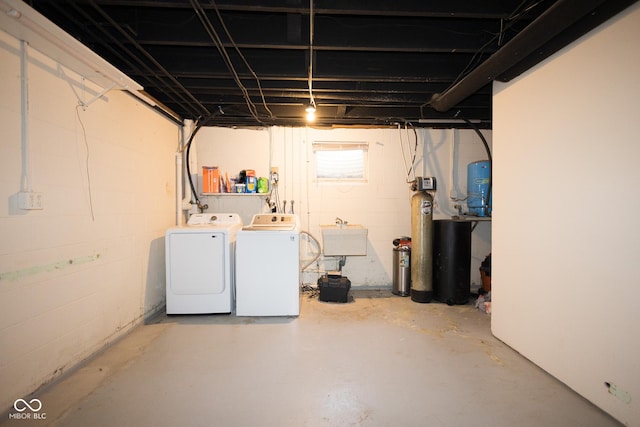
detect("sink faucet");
top-left (335, 217), bottom-right (347, 225)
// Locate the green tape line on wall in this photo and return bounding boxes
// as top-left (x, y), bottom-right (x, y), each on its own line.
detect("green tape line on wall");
top-left (0, 253), bottom-right (101, 281)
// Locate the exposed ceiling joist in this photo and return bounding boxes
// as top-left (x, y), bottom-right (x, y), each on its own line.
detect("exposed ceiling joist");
top-left (14, 0), bottom-right (638, 128)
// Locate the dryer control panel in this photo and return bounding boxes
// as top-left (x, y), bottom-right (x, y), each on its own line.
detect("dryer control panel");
top-left (187, 213), bottom-right (242, 226)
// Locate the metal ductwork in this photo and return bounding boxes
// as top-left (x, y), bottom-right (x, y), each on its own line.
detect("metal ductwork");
top-left (430, 0), bottom-right (638, 113)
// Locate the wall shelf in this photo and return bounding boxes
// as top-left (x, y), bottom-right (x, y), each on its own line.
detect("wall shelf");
top-left (451, 215), bottom-right (492, 231)
top-left (451, 215), bottom-right (491, 221)
top-left (201, 193), bottom-right (268, 197)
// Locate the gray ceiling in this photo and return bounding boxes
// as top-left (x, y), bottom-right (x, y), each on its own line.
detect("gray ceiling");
top-left (28, 0), bottom-right (637, 128)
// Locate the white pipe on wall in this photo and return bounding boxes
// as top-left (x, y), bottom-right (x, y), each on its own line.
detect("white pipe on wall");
top-left (181, 120), bottom-right (197, 216)
top-left (448, 129), bottom-right (455, 200)
top-left (20, 39), bottom-right (30, 193)
top-left (175, 151), bottom-right (182, 226)
top-left (175, 120), bottom-right (194, 225)
top-left (449, 128), bottom-right (466, 202)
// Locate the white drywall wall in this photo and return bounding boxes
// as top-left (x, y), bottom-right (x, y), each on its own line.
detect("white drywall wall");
top-left (492, 4), bottom-right (640, 425)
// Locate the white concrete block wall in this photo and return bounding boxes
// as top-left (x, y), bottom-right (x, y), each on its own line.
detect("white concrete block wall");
top-left (195, 126), bottom-right (491, 288)
top-left (492, 4), bottom-right (640, 425)
top-left (0, 30), bottom-right (179, 412)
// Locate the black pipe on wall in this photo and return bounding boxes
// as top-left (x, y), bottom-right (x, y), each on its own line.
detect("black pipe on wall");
top-left (429, 0), bottom-right (636, 113)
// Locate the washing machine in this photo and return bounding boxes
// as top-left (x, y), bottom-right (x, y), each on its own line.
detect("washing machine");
top-left (165, 213), bottom-right (242, 314)
top-left (235, 214), bottom-right (301, 316)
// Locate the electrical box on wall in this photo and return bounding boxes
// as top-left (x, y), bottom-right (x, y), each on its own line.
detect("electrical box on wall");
top-left (270, 166), bottom-right (279, 184)
top-left (18, 191), bottom-right (44, 210)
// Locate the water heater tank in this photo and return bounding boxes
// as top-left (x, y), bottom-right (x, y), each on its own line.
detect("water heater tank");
top-left (467, 160), bottom-right (491, 217)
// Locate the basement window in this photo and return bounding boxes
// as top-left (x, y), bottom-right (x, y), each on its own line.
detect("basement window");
top-left (313, 142), bottom-right (369, 182)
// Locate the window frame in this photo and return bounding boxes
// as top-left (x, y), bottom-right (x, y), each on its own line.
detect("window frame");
top-left (312, 141), bottom-right (369, 184)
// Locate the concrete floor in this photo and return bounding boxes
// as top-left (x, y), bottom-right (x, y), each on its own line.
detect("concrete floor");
top-left (3, 289), bottom-right (620, 427)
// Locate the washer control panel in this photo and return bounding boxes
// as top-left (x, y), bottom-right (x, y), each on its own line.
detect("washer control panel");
top-left (250, 214), bottom-right (297, 226)
top-left (242, 214), bottom-right (299, 231)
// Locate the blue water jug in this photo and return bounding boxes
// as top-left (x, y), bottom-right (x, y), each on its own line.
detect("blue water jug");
top-left (467, 161), bottom-right (491, 216)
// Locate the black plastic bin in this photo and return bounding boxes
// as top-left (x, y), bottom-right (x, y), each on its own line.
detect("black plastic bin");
top-left (318, 275), bottom-right (351, 303)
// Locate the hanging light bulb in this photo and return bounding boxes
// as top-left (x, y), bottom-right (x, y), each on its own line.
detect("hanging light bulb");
top-left (306, 0), bottom-right (316, 124)
top-left (306, 110), bottom-right (316, 122)
top-left (305, 100), bottom-right (316, 122)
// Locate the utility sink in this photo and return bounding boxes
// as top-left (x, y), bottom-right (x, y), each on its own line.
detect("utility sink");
top-left (321, 224), bottom-right (368, 256)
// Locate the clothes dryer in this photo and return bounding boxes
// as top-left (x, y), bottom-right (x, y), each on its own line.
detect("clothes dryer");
top-left (165, 213), bottom-right (242, 314)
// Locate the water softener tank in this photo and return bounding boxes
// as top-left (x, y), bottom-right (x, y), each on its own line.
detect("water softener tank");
top-left (467, 160), bottom-right (491, 217)
top-left (410, 191), bottom-right (434, 303)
